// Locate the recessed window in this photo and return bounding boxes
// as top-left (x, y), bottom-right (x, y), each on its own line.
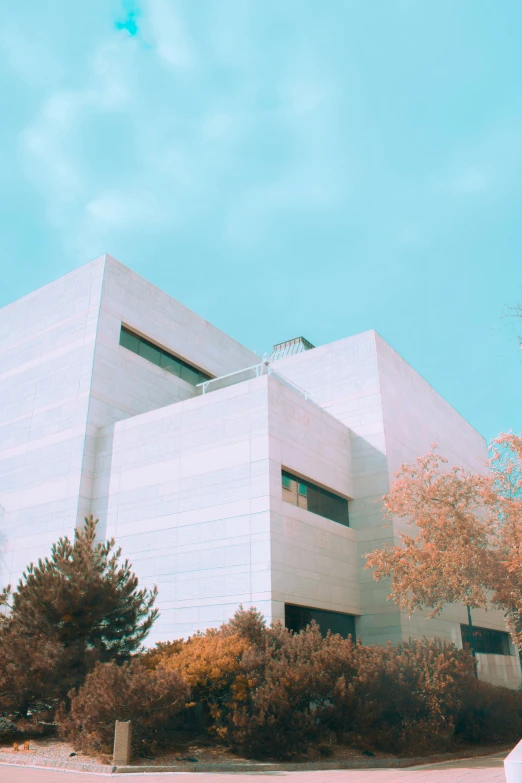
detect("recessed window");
top-left (139, 340), bottom-right (161, 365)
top-left (119, 326), bottom-right (212, 385)
top-left (285, 603), bottom-right (356, 639)
top-left (181, 364), bottom-right (200, 385)
top-left (282, 470), bottom-right (349, 526)
top-left (119, 327), bottom-right (140, 353)
top-left (461, 624), bottom-right (511, 655)
top-left (161, 352), bottom-right (181, 376)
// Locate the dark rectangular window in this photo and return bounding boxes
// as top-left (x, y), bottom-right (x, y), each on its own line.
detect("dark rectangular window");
top-left (282, 470), bottom-right (349, 526)
top-left (119, 326), bottom-right (212, 385)
top-left (461, 624), bottom-right (511, 655)
top-left (139, 340), bottom-right (161, 366)
top-left (181, 364), bottom-right (200, 385)
top-left (119, 327), bottom-right (140, 353)
top-left (160, 352), bottom-right (181, 376)
top-left (285, 603), bottom-right (356, 639)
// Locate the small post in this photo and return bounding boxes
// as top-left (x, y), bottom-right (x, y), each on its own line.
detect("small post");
top-left (113, 720), bottom-right (131, 767)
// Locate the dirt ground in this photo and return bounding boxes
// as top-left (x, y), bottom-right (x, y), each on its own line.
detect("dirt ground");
top-left (0, 735), bottom-right (396, 768)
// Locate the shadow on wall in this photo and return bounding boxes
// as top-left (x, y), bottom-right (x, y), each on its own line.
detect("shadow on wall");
top-left (90, 427), bottom-right (116, 544)
top-left (347, 433), bottom-right (390, 523)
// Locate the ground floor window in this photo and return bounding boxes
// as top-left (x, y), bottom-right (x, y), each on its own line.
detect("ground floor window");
top-left (460, 624), bottom-right (511, 655)
top-left (285, 603), bottom-right (356, 639)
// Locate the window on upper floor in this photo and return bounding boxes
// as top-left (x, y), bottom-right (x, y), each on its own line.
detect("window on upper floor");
top-left (460, 624), bottom-right (512, 655)
top-left (119, 325), bottom-right (212, 385)
top-left (285, 603), bottom-right (356, 639)
top-left (281, 469), bottom-right (349, 526)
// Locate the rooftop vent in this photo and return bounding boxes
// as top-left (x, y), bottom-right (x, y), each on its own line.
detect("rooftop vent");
top-left (270, 336), bottom-right (315, 361)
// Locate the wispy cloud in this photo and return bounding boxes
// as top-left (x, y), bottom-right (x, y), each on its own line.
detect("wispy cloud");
top-left (143, 0), bottom-right (195, 71)
top-left (0, 20), bottom-right (62, 88)
top-left (85, 190), bottom-right (165, 229)
top-left (225, 51), bottom-right (345, 246)
top-left (5, 0), bottom-right (344, 258)
top-left (446, 166), bottom-right (488, 195)
top-left (18, 38), bottom-right (133, 254)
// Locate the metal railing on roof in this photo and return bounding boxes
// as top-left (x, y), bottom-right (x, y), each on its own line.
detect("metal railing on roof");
top-left (196, 361), bottom-right (315, 403)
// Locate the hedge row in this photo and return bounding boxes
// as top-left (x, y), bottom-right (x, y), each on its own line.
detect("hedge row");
top-left (58, 607), bottom-right (522, 759)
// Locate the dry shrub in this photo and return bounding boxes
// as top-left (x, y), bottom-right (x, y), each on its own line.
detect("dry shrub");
top-left (160, 630), bottom-right (252, 729)
top-left (57, 606), bottom-right (522, 761)
top-left (454, 678), bottom-right (522, 745)
top-left (224, 622), bottom-right (339, 758)
top-left (0, 627), bottom-right (64, 719)
top-left (217, 626), bottom-right (477, 758)
top-left (59, 660), bottom-right (189, 755)
top-left (140, 640), bottom-right (184, 670)
top-left (0, 717), bottom-right (16, 739)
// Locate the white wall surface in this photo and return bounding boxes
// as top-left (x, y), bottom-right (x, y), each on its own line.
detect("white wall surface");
top-left (265, 376), bottom-right (357, 626)
top-left (85, 255), bottom-right (258, 527)
top-left (99, 375), bottom-right (273, 643)
top-left (0, 253), bottom-right (259, 598)
top-left (0, 257), bottom-right (105, 591)
top-left (99, 372), bottom-right (357, 643)
top-left (272, 332), bottom-right (401, 644)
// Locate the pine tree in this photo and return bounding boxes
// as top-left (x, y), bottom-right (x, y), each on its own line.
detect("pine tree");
top-left (0, 515), bottom-right (158, 716)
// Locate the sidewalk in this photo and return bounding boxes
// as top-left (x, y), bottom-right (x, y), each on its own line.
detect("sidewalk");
top-left (0, 752), bottom-right (509, 783)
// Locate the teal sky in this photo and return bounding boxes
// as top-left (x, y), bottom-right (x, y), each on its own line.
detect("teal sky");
top-left (1, 1), bottom-right (521, 443)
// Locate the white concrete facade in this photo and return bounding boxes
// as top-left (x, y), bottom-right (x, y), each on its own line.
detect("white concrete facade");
top-left (0, 254), bottom-right (519, 688)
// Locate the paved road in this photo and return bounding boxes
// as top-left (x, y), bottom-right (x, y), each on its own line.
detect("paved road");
top-left (0, 754), bottom-right (509, 783)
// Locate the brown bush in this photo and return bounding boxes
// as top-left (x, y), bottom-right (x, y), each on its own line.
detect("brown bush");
top-left (56, 606), bottom-right (522, 761)
top-left (222, 605), bottom-right (267, 646)
top-left (224, 622), bottom-right (338, 758)
top-left (0, 627), bottom-right (62, 714)
top-left (454, 678), bottom-right (522, 745)
top-left (140, 639), bottom-right (184, 671)
top-left (159, 629), bottom-right (252, 731)
top-left (214, 626), bottom-right (476, 758)
top-left (59, 660), bottom-right (189, 755)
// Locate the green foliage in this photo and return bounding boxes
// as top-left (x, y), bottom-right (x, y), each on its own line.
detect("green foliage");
top-left (59, 661), bottom-right (189, 755)
top-left (0, 515), bottom-right (158, 723)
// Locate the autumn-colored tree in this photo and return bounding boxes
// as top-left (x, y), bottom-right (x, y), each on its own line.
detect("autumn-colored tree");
top-left (0, 515), bottom-right (158, 720)
top-left (489, 433), bottom-right (522, 644)
top-left (365, 437), bottom-right (522, 654)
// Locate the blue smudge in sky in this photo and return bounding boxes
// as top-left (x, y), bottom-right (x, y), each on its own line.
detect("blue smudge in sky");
top-left (115, 2), bottom-right (139, 36)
